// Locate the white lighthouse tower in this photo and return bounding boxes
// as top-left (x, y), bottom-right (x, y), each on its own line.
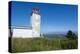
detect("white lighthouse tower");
top-left (31, 8), bottom-right (41, 37)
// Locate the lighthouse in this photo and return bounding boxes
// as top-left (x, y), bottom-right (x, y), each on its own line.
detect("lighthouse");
top-left (31, 8), bottom-right (41, 37)
top-left (10, 8), bottom-right (41, 38)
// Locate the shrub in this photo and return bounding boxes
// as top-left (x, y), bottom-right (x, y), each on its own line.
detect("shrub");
top-left (61, 39), bottom-right (78, 49)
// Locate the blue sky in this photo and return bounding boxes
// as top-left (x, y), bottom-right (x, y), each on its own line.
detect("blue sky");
top-left (10, 1), bottom-right (78, 34)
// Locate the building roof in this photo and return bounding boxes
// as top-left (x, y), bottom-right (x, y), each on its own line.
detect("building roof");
top-left (9, 26), bottom-right (32, 29)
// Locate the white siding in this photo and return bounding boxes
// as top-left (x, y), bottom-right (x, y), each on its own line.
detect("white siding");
top-left (12, 29), bottom-right (40, 38)
top-left (31, 13), bottom-right (41, 37)
top-left (12, 29), bottom-right (32, 38)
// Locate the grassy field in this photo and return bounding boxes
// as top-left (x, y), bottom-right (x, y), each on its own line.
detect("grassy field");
top-left (10, 37), bottom-right (78, 53)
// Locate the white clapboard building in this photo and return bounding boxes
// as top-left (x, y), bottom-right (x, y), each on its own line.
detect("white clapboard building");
top-left (9, 8), bottom-right (41, 38)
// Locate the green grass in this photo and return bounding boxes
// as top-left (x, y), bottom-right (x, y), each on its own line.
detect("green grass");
top-left (10, 37), bottom-right (78, 53)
